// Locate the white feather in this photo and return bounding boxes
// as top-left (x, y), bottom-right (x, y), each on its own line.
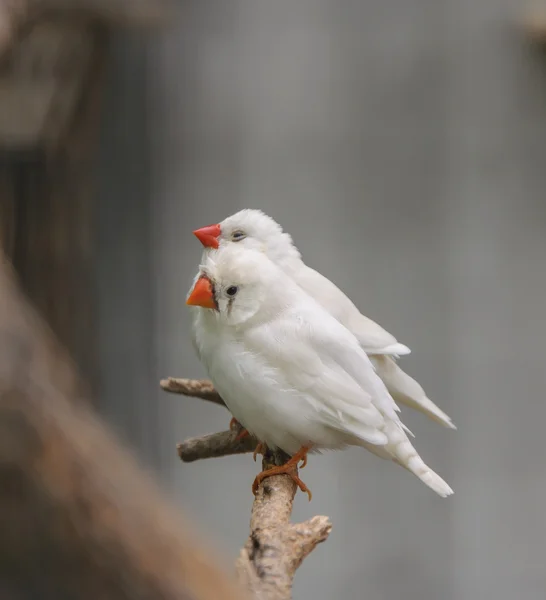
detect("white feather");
top-left (189, 245), bottom-right (453, 497)
top-left (208, 209), bottom-right (455, 429)
top-left (371, 355), bottom-right (457, 430)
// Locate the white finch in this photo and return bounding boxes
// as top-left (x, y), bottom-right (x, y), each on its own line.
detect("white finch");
top-left (186, 244), bottom-right (453, 499)
top-left (193, 210), bottom-right (455, 430)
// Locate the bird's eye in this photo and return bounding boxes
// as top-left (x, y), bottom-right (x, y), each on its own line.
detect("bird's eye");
top-left (226, 286), bottom-right (239, 297)
top-left (231, 230), bottom-right (246, 242)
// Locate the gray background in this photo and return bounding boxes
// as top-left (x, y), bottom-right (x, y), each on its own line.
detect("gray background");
top-left (95, 2), bottom-right (546, 599)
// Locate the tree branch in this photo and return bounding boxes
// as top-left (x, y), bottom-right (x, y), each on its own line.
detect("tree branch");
top-left (167, 377), bottom-right (333, 600)
top-left (236, 449), bottom-right (332, 600)
top-left (161, 377), bottom-right (226, 407)
top-left (177, 429), bottom-right (257, 462)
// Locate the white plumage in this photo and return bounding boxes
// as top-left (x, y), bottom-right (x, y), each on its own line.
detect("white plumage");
top-left (187, 245), bottom-right (453, 497)
top-left (194, 209), bottom-right (455, 430)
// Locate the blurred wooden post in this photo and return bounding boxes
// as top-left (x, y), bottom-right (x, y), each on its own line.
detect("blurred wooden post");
top-left (0, 253), bottom-right (244, 600)
top-left (0, 4), bottom-right (245, 599)
top-left (0, 0), bottom-right (168, 392)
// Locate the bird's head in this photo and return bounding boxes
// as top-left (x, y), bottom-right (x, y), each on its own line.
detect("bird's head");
top-left (192, 209), bottom-right (301, 267)
top-left (186, 245), bottom-right (285, 327)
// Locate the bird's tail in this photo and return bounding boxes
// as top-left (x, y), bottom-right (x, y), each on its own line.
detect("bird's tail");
top-left (355, 423), bottom-right (453, 497)
top-left (381, 421), bottom-right (454, 497)
top-left (372, 355), bottom-right (456, 430)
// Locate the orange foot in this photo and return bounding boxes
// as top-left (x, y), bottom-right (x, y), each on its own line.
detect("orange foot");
top-left (252, 446), bottom-right (312, 501)
top-left (253, 442), bottom-right (266, 462)
top-left (229, 417), bottom-right (250, 441)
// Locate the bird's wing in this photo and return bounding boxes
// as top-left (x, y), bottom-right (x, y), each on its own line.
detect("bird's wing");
top-left (245, 306), bottom-right (404, 446)
top-left (347, 315), bottom-right (411, 357)
top-left (295, 265), bottom-right (411, 356)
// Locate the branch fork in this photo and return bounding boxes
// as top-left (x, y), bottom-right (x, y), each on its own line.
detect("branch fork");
top-left (161, 376), bottom-right (333, 600)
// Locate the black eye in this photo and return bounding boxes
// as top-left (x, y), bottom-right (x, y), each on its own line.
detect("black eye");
top-left (232, 230), bottom-right (246, 242)
top-left (226, 286), bottom-right (238, 297)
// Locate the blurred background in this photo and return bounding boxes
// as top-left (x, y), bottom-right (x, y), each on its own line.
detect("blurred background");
top-left (4, 1), bottom-right (546, 599)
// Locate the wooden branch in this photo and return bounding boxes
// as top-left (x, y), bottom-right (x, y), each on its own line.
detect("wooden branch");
top-left (238, 449), bottom-right (332, 600)
top-left (0, 253), bottom-right (246, 600)
top-left (161, 376), bottom-right (226, 407)
top-left (178, 429), bottom-right (258, 462)
top-left (166, 377), bottom-right (333, 600)
top-left (167, 377), bottom-right (257, 461)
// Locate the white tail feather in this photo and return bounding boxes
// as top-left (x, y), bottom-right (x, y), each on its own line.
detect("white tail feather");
top-left (372, 356), bottom-right (456, 430)
top-left (383, 422), bottom-right (453, 497)
top-left (381, 343), bottom-right (411, 356)
top-left (362, 342), bottom-right (411, 357)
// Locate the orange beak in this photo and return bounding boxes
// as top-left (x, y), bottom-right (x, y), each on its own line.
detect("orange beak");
top-left (186, 276), bottom-right (217, 309)
top-left (193, 224), bottom-right (221, 249)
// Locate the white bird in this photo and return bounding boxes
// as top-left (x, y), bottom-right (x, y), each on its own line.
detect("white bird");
top-left (193, 210), bottom-right (455, 430)
top-left (186, 244), bottom-right (453, 499)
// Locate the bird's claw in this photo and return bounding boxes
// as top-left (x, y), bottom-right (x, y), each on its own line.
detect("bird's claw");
top-left (253, 442), bottom-right (265, 462)
top-left (251, 446), bottom-right (312, 500)
top-left (252, 466), bottom-right (312, 501)
top-left (230, 417), bottom-right (250, 441)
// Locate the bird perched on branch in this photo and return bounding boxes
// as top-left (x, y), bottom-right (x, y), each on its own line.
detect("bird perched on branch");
top-left (192, 209), bottom-right (455, 430)
top-left (186, 244), bottom-right (453, 499)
